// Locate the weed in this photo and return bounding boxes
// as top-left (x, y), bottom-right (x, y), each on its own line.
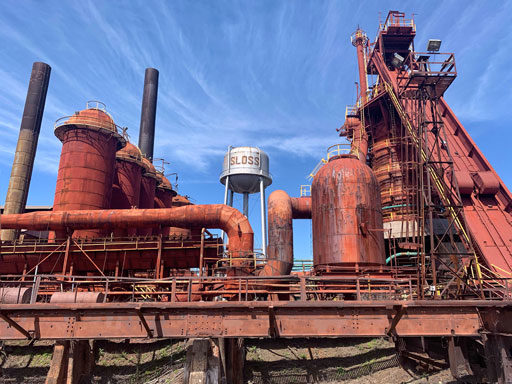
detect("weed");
top-left (337, 366), bottom-right (346, 374)
top-left (248, 345), bottom-right (258, 353)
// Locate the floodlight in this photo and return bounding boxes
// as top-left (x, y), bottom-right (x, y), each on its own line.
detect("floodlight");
top-left (427, 39), bottom-right (442, 52)
top-left (391, 53), bottom-right (405, 68)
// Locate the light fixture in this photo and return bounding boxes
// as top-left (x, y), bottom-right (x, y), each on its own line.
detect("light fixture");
top-left (391, 53), bottom-right (405, 68)
top-left (427, 39), bottom-right (442, 52)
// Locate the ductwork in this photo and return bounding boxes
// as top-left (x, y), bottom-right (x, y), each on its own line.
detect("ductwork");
top-left (345, 116), bottom-right (368, 163)
top-left (0, 205), bottom-right (253, 259)
top-left (260, 190), bottom-right (311, 276)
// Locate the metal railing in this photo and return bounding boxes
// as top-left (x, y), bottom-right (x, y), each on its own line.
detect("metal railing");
top-left (379, 11), bottom-right (415, 33)
top-left (1, 272), bottom-right (508, 303)
top-left (299, 185), bottom-right (311, 197)
top-left (307, 144), bottom-right (351, 181)
top-left (327, 143), bottom-right (351, 160)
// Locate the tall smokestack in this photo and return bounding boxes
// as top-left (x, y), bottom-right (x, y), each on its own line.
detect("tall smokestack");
top-left (1, 62), bottom-right (51, 241)
top-left (138, 68), bottom-right (159, 162)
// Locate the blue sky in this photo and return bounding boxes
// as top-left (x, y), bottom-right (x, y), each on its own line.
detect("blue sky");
top-left (1, 1), bottom-right (511, 260)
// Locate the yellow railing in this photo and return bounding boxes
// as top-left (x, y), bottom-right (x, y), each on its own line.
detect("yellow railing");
top-left (307, 144), bottom-right (351, 181)
top-left (300, 185), bottom-right (311, 197)
top-left (327, 143), bottom-right (351, 160)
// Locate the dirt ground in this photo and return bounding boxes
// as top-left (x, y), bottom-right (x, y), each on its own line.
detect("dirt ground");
top-left (0, 338), bottom-right (462, 383)
top-left (244, 338), bottom-right (456, 384)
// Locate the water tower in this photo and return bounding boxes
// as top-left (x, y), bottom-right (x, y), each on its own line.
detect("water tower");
top-left (220, 146), bottom-right (272, 256)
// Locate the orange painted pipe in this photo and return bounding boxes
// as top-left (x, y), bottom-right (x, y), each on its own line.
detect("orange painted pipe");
top-left (261, 190), bottom-right (311, 276)
top-left (0, 205), bottom-right (253, 258)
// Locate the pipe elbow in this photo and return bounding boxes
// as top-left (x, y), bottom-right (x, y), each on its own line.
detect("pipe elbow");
top-left (260, 190), bottom-right (293, 276)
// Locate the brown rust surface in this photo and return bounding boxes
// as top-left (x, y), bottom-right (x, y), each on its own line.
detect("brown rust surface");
top-left (264, 191), bottom-right (312, 276)
top-left (312, 156), bottom-right (385, 267)
top-left (0, 300), bottom-right (491, 340)
top-left (1, 204), bottom-right (253, 258)
top-left (53, 108), bottom-right (124, 239)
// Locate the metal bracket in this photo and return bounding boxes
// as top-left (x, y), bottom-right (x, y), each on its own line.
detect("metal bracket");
top-left (268, 305), bottom-right (279, 338)
top-left (386, 304), bottom-right (405, 337)
top-left (0, 312), bottom-right (32, 339)
top-left (135, 309), bottom-right (153, 338)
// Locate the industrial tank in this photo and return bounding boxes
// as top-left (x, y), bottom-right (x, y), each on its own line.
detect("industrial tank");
top-left (312, 154), bottom-right (385, 268)
top-left (219, 146), bottom-right (272, 193)
top-left (372, 134), bottom-right (408, 224)
top-left (53, 102), bottom-right (125, 239)
top-left (138, 157), bottom-right (158, 236)
top-left (111, 142), bottom-right (144, 236)
top-left (154, 172), bottom-right (175, 209)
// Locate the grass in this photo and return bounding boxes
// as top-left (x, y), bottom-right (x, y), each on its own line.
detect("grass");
top-left (248, 345), bottom-right (258, 353)
top-left (356, 338), bottom-right (383, 351)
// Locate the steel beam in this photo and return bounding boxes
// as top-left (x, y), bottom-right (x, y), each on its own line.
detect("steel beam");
top-left (0, 300), bottom-right (502, 340)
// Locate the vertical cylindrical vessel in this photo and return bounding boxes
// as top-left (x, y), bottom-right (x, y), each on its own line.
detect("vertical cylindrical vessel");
top-left (2, 62), bottom-right (51, 241)
top-left (312, 154), bottom-right (385, 268)
top-left (111, 142), bottom-right (144, 236)
top-left (372, 134), bottom-right (411, 224)
top-left (138, 68), bottom-right (159, 161)
top-left (138, 157), bottom-right (158, 236)
top-left (53, 103), bottom-right (125, 239)
top-left (154, 172), bottom-right (174, 209)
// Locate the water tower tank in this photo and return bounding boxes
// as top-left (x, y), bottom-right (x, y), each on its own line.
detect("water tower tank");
top-left (219, 147), bottom-right (272, 193)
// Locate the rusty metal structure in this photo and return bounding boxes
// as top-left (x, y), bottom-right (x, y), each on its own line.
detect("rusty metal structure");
top-left (52, 102), bottom-right (126, 239)
top-left (1, 14), bottom-right (512, 383)
top-left (312, 153), bottom-right (385, 268)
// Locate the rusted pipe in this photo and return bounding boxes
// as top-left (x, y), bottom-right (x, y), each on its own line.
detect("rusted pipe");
top-left (291, 196), bottom-right (312, 219)
top-left (345, 116), bottom-right (368, 163)
top-left (353, 28), bottom-right (368, 104)
top-left (260, 190), bottom-right (311, 276)
top-left (0, 205), bottom-right (253, 258)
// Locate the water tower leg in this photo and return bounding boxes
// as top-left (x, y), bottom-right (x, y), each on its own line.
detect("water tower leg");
top-left (228, 190), bottom-right (234, 207)
top-left (221, 176), bottom-right (230, 243)
top-left (260, 177), bottom-right (267, 257)
top-left (223, 176), bottom-right (230, 205)
top-left (243, 193), bottom-right (249, 217)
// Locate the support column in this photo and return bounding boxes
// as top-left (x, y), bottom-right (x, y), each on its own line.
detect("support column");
top-left (45, 340), bottom-right (94, 384)
top-left (243, 193), bottom-right (249, 217)
top-left (184, 338), bottom-right (221, 384)
top-left (223, 338), bottom-right (245, 384)
top-left (228, 190), bottom-right (234, 207)
top-left (260, 177), bottom-right (267, 257)
top-left (221, 175), bottom-right (230, 243)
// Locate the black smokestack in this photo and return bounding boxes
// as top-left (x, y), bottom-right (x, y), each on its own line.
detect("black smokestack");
top-left (138, 68), bottom-right (159, 162)
top-left (2, 62), bottom-right (51, 241)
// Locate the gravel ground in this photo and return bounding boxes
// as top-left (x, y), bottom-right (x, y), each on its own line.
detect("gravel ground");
top-left (244, 338), bottom-right (457, 384)
top-left (0, 338), bottom-right (462, 383)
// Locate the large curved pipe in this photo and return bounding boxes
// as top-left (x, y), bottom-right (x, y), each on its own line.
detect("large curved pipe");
top-left (0, 205), bottom-right (253, 259)
top-left (345, 116), bottom-right (368, 163)
top-left (260, 190), bottom-right (311, 276)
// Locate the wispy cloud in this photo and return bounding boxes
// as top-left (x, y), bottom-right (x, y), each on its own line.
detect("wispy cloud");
top-left (0, 1), bottom-right (510, 203)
